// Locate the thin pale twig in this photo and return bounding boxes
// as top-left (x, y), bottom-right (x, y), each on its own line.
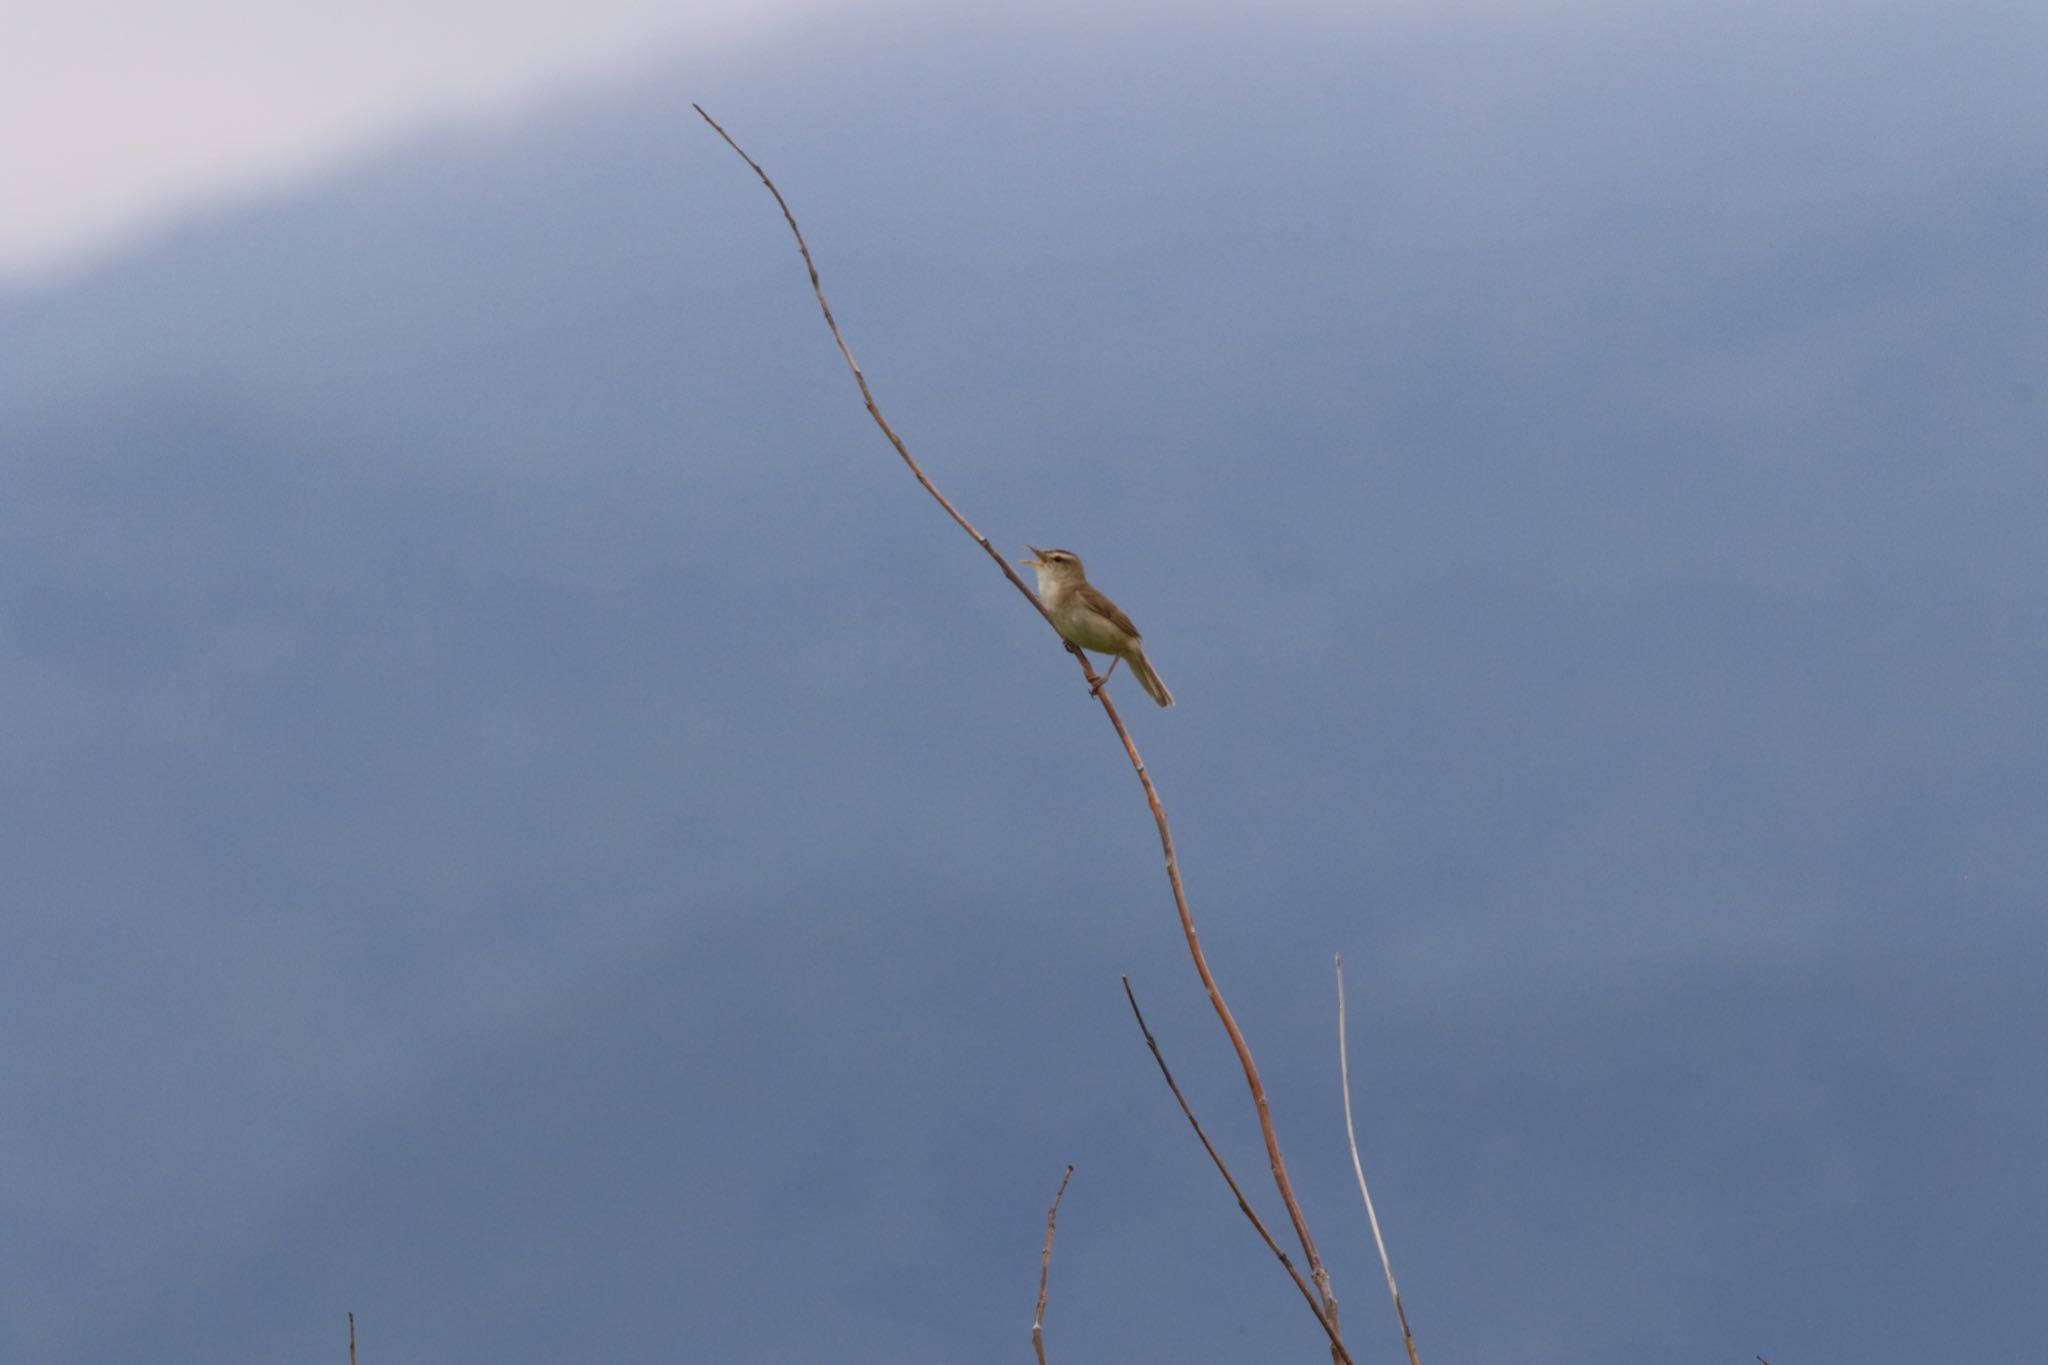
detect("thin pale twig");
top-left (1336, 954), bottom-right (1420, 1365)
top-left (1125, 978), bottom-right (1355, 1365)
top-left (1033, 1165), bottom-right (1075, 1365)
top-left (696, 104), bottom-right (1343, 1354)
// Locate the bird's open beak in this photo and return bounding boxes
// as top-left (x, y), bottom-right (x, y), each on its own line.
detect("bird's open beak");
top-left (1021, 546), bottom-right (1045, 566)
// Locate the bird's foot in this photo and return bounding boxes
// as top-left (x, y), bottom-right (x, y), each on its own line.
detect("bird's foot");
top-left (1089, 656), bottom-right (1123, 697)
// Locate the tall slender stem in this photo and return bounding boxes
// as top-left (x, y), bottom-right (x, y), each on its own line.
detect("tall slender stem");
top-left (696, 104), bottom-right (1344, 1354)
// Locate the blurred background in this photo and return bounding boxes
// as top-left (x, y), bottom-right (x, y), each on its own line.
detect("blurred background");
top-left (4, 1), bottom-right (2044, 1361)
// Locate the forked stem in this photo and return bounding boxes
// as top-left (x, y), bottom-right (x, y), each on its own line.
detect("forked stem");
top-left (697, 104), bottom-right (1344, 1356)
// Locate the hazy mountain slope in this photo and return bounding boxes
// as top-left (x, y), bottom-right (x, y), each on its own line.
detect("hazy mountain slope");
top-left (3, 2), bottom-right (2044, 1361)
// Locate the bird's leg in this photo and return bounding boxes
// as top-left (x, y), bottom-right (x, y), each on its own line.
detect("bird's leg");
top-left (1089, 656), bottom-right (1122, 696)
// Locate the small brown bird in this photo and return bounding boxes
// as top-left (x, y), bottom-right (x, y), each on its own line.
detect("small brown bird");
top-left (1022, 546), bottom-right (1175, 708)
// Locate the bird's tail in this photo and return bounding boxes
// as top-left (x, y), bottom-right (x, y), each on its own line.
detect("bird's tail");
top-left (1131, 648), bottom-right (1174, 708)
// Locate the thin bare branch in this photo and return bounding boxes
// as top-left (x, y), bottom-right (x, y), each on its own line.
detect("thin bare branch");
top-left (1125, 978), bottom-right (1355, 1365)
top-left (1336, 954), bottom-right (1421, 1365)
top-left (697, 104), bottom-right (1342, 1354)
top-left (691, 103), bottom-right (1053, 628)
top-left (1033, 1165), bottom-right (1075, 1365)
top-left (348, 1312), bottom-right (356, 1365)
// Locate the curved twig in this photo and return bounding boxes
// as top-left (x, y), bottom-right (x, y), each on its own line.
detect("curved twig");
top-left (1125, 979), bottom-right (1355, 1364)
top-left (696, 103), bottom-right (1343, 1354)
top-left (692, 105), bottom-right (1053, 629)
top-left (1033, 1165), bottom-right (1075, 1365)
top-left (1336, 954), bottom-right (1420, 1365)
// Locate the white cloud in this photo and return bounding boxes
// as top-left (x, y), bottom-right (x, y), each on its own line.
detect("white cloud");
top-left (0, 0), bottom-right (859, 281)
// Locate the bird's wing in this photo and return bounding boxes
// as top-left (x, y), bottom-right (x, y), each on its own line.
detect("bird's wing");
top-left (1079, 582), bottom-right (1142, 640)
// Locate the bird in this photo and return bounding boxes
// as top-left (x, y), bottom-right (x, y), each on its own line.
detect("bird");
top-left (1021, 546), bottom-right (1174, 707)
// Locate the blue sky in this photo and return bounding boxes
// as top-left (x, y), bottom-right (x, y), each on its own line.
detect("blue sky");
top-left (4, 1), bottom-right (2045, 1361)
